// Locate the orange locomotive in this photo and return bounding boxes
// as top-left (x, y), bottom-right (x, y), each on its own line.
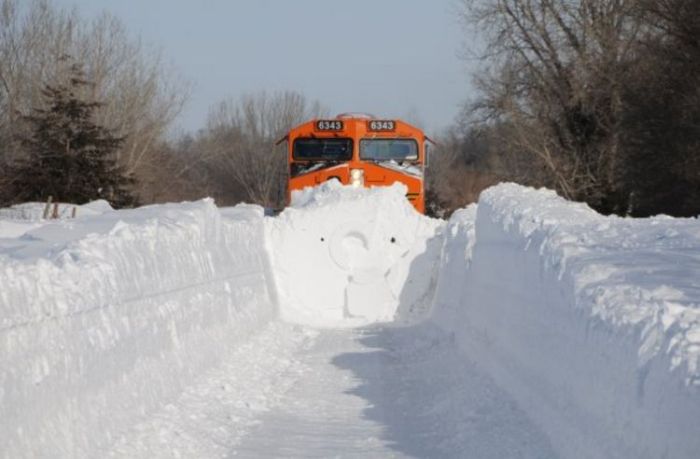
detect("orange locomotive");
top-left (281, 113), bottom-right (431, 213)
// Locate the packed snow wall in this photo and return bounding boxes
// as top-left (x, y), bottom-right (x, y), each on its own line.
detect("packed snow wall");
top-left (0, 185), bottom-right (443, 457)
top-left (432, 184), bottom-right (700, 459)
top-left (266, 181), bottom-right (443, 327)
top-left (0, 200), bottom-right (277, 458)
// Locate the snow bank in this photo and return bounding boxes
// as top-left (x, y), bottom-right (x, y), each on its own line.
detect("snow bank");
top-left (4, 181), bottom-right (698, 458)
top-left (0, 220), bottom-right (43, 239)
top-left (433, 183), bottom-right (700, 459)
top-left (0, 184), bottom-right (442, 457)
top-left (0, 200), bottom-right (114, 239)
top-left (0, 199), bottom-right (277, 458)
top-left (267, 181), bottom-right (442, 327)
top-left (0, 199), bottom-right (113, 221)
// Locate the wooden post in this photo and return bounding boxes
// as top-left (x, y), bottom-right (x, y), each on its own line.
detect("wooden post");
top-left (52, 202), bottom-right (59, 219)
top-left (42, 196), bottom-right (53, 219)
top-left (71, 206), bottom-right (77, 218)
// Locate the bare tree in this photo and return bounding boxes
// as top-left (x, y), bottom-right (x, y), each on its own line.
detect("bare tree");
top-left (201, 91), bottom-right (326, 207)
top-left (461, 0), bottom-right (645, 213)
top-left (426, 125), bottom-right (500, 216)
top-left (617, 0), bottom-right (700, 216)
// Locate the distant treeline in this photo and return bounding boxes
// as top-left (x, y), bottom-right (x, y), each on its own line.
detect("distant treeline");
top-left (0, 0), bottom-right (328, 209)
top-left (2, 0), bottom-right (699, 218)
top-left (431, 0), bottom-right (700, 218)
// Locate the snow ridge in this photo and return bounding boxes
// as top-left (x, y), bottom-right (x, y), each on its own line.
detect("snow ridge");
top-left (0, 199), bottom-right (277, 458)
top-left (432, 183), bottom-right (700, 459)
top-left (1, 182), bottom-right (699, 458)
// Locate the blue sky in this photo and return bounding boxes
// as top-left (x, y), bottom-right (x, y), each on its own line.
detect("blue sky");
top-left (54, 0), bottom-right (472, 135)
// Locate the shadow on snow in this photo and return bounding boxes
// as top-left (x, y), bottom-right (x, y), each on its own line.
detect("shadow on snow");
top-left (331, 323), bottom-right (559, 458)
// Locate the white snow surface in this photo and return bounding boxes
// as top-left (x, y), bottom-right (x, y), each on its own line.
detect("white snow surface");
top-left (1, 182), bottom-right (699, 458)
top-left (274, 181), bottom-right (442, 327)
top-left (0, 199), bottom-right (277, 457)
top-left (0, 200), bottom-right (114, 239)
top-left (0, 199), bottom-right (113, 221)
top-left (433, 184), bottom-right (700, 459)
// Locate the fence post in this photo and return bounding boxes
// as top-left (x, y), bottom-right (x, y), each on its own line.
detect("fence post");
top-left (42, 196), bottom-right (53, 219)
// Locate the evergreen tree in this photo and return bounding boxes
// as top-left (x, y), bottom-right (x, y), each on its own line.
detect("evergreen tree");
top-left (10, 63), bottom-right (137, 208)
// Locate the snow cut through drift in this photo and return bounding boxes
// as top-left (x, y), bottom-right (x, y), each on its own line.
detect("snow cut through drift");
top-left (267, 181), bottom-right (442, 327)
top-left (1, 182), bottom-right (699, 458)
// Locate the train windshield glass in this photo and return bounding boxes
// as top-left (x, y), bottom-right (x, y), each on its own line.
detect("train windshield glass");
top-left (360, 139), bottom-right (418, 161)
top-left (293, 138), bottom-right (353, 161)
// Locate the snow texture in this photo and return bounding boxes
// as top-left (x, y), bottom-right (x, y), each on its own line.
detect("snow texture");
top-left (1, 182), bottom-right (699, 458)
top-left (0, 200), bottom-right (113, 239)
top-left (432, 183), bottom-right (700, 459)
top-left (0, 200), bottom-right (113, 222)
top-left (0, 199), bottom-right (277, 457)
top-left (269, 181), bottom-right (442, 327)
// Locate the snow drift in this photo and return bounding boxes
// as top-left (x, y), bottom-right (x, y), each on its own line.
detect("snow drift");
top-left (0, 200), bottom-right (113, 239)
top-left (0, 200), bottom-right (277, 458)
top-left (432, 183), bottom-right (700, 459)
top-left (1, 182), bottom-right (699, 458)
top-left (267, 181), bottom-right (442, 327)
top-left (0, 185), bottom-right (440, 458)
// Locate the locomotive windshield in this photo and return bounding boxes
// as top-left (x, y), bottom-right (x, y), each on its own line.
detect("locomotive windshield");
top-left (360, 139), bottom-right (418, 161)
top-left (293, 138), bottom-right (353, 161)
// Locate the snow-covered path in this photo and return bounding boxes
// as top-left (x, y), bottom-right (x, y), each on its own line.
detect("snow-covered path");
top-left (234, 323), bottom-right (558, 458)
top-left (4, 183), bottom-right (698, 458)
top-left (110, 320), bottom-right (557, 458)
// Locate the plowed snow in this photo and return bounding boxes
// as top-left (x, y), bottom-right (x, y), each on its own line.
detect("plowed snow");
top-left (1, 182), bottom-right (698, 458)
top-left (109, 322), bottom-right (557, 458)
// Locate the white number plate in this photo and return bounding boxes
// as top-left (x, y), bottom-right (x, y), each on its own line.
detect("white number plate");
top-left (368, 120), bottom-right (396, 131)
top-left (316, 120), bottom-right (344, 131)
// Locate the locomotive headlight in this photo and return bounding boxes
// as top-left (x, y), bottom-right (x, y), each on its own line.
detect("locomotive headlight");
top-left (350, 168), bottom-right (364, 187)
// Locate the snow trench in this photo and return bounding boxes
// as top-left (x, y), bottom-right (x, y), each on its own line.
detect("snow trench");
top-left (1, 182), bottom-right (699, 458)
